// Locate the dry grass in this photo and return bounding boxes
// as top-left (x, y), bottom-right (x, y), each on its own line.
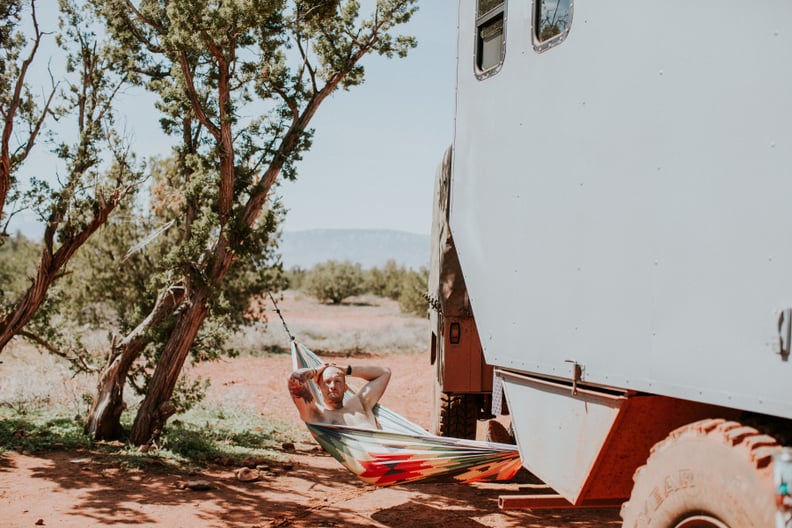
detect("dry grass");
top-left (0, 290), bottom-right (428, 411)
top-left (0, 345), bottom-right (94, 414)
top-left (229, 290), bottom-right (429, 357)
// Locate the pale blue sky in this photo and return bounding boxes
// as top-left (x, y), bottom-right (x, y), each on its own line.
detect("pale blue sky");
top-left (12, 2), bottom-right (458, 238)
top-left (280, 3), bottom-right (458, 236)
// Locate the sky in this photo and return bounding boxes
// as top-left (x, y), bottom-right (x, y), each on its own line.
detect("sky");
top-left (279, 2), bottom-right (458, 236)
top-left (12, 2), bottom-right (459, 239)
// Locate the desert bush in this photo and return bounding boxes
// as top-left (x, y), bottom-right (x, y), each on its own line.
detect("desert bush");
top-left (366, 260), bottom-right (404, 299)
top-left (302, 260), bottom-right (365, 304)
top-left (398, 267), bottom-right (429, 317)
top-left (0, 233), bottom-right (40, 305)
top-left (284, 266), bottom-right (307, 291)
top-left (366, 261), bottom-right (428, 316)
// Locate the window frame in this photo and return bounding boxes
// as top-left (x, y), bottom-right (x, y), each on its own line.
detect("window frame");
top-left (474, 0), bottom-right (507, 80)
top-left (532, 0), bottom-right (574, 53)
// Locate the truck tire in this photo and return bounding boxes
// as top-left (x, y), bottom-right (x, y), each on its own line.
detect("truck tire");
top-left (436, 392), bottom-right (478, 440)
top-left (620, 419), bottom-right (779, 528)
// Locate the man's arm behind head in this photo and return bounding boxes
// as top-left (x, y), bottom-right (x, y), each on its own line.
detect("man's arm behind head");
top-left (348, 365), bottom-right (391, 413)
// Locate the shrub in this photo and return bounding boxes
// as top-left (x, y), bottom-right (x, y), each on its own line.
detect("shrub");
top-left (284, 266), bottom-right (307, 290)
top-left (365, 259), bottom-right (404, 300)
top-left (303, 260), bottom-right (365, 304)
top-left (398, 267), bottom-right (429, 316)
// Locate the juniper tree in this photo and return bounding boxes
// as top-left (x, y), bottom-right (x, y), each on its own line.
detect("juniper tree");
top-left (85, 0), bottom-right (418, 444)
top-left (0, 0), bottom-right (54, 226)
top-left (0, 0), bottom-right (143, 354)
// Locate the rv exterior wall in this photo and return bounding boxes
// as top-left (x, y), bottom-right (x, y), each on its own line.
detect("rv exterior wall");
top-left (451, 0), bottom-right (792, 419)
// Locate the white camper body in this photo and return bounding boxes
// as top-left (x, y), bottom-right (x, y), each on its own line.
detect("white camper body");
top-left (432, 0), bottom-right (792, 525)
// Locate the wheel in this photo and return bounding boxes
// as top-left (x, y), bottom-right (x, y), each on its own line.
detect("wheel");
top-left (430, 375), bottom-right (478, 439)
top-left (438, 392), bottom-right (478, 439)
top-left (620, 419), bottom-right (779, 528)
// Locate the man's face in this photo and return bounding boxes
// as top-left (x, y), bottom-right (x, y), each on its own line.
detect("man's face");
top-left (319, 366), bottom-right (347, 405)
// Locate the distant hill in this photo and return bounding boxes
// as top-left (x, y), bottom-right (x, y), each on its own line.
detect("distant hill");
top-left (280, 229), bottom-right (430, 270)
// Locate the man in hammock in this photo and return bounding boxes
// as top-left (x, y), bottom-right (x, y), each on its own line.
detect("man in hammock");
top-left (288, 362), bottom-right (391, 429)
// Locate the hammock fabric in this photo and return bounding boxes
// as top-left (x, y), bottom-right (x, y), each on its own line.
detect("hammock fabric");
top-left (291, 340), bottom-right (523, 486)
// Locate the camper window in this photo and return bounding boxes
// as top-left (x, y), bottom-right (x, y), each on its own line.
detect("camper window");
top-left (533, 0), bottom-right (572, 52)
top-left (475, 0), bottom-right (505, 78)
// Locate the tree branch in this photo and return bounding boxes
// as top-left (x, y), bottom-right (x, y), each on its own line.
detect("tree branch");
top-left (18, 330), bottom-right (98, 373)
top-left (178, 52), bottom-right (221, 140)
top-left (122, 0), bottom-right (166, 53)
top-left (1, 0), bottom-right (46, 214)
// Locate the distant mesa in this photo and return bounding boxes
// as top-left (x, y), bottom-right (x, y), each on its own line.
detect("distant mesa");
top-left (280, 229), bottom-right (429, 270)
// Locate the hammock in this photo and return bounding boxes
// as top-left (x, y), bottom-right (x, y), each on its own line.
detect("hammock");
top-left (291, 340), bottom-right (523, 486)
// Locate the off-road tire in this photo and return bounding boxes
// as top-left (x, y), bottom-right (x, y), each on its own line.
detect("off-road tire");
top-left (620, 418), bottom-right (779, 528)
top-left (436, 392), bottom-right (478, 440)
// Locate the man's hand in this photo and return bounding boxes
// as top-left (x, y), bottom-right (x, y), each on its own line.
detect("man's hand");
top-left (288, 368), bottom-right (317, 403)
top-left (312, 362), bottom-right (335, 384)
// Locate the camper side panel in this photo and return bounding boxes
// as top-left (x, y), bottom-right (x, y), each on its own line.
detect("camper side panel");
top-left (451, 0), bottom-right (792, 418)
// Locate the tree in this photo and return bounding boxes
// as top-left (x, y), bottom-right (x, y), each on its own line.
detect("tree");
top-left (0, 0), bottom-right (144, 354)
top-left (366, 259), bottom-right (404, 300)
top-left (59, 156), bottom-right (285, 439)
top-left (0, 0), bottom-right (56, 226)
top-left (304, 259), bottom-right (365, 304)
top-left (397, 266), bottom-right (427, 316)
top-left (86, 0), bottom-right (418, 444)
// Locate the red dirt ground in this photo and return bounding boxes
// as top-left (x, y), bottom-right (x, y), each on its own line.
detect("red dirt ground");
top-left (0, 294), bottom-right (622, 527)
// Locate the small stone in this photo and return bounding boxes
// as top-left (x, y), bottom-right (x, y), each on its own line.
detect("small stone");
top-left (184, 480), bottom-right (212, 491)
top-left (236, 467), bottom-right (259, 482)
top-left (281, 442), bottom-right (295, 452)
top-left (214, 456), bottom-right (234, 467)
top-left (35, 520), bottom-right (44, 526)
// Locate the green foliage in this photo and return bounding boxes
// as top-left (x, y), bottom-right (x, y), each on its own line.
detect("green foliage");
top-left (303, 260), bottom-right (364, 304)
top-left (0, 0), bottom-right (145, 371)
top-left (161, 403), bottom-right (297, 465)
top-left (0, 403), bottom-right (297, 468)
top-left (65, 0), bottom-right (418, 442)
top-left (398, 267), bottom-right (429, 317)
top-left (366, 259), bottom-right (406, 299)
top-left (0, 413), bottom-right (91, 453)
top-left (0, 0), bottom-right (49, 193)
top-left (366, 260), bottom-right (429, 316)
top-left (168, 375), bottom-right (210, 414)
top-left (0, 233), bottom-right (40, 307)
top-left (284, 266), bottom-right (307, 291)
top-left (54, 155), bottom-right (288, 400)
top-left (298, 258), bottom-right (428, 315)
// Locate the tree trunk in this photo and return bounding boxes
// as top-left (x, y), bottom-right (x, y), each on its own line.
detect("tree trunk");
top-left (84, 353), bottom-right (131, 440)
top-left (84, 286), bottom-right (184, 440)
top-left (129, 289), bottom-right (210, 445)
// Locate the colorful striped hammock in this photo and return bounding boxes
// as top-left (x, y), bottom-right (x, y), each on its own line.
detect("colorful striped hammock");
top-left (291, 340), bottom-right (523, 486)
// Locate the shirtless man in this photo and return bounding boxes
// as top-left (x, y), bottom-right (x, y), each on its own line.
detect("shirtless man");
top-left (288, 362), bottom-right (391, 429)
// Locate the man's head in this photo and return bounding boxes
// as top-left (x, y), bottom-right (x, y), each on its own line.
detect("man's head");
top-left (317, 364), bottom-right (347, 409)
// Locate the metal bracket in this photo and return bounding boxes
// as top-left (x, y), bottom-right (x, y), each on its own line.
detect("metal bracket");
top-left (777, 309), bottom-right (791, 361)
top-left (499, 494), bottom-right (624, 510)
top-left (564, 359), bottom-right (582, 395)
